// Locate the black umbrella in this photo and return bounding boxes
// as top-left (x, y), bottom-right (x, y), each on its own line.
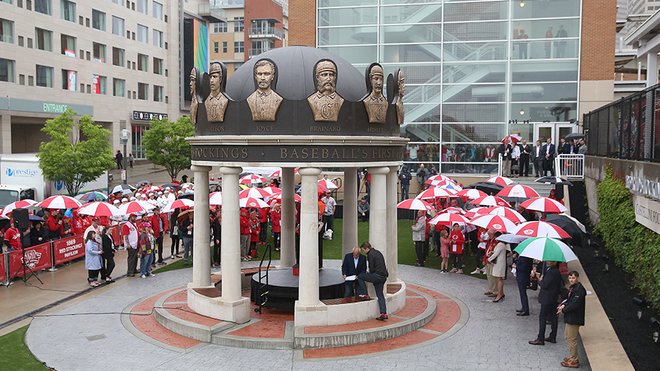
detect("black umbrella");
top-left (545, 214), bottom-right (586, 247)
top-left (465, 181), bottom-right (504, 196)
top-left (564, 132), bottom-right (584, 141)
top-left (535, 176), bottom-right (574, 186)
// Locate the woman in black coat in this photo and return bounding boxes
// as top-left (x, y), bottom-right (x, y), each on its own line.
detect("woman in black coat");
top-left (100, 227), bottom-right (116, 282)
top-left (557, 270), bottom-right (586, 368)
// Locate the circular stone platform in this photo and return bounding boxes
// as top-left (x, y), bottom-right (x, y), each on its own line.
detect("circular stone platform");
top-left (121, 282), bottom-right (468, 357)
top-left (249, 268), bottom-right (345, 311)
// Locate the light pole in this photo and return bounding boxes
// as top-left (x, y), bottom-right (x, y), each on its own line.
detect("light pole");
top-left (121, 129), bottom-right (129, 185)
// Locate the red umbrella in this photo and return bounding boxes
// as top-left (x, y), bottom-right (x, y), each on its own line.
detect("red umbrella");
top-left (318, 179), bottom-right (339, 191)
top-left (262, 186), bottom-right (282, 196)
top-left (457, 189), bottom-right (487, 201)
top-left (441, 207), bottom-right (466, 215)
top-left (269, 168), bottom-right (299, 178)
top-left (483, 206), bottom-right (527, 223)
top-left (429, 212), bottom-right (470, 226)
top-left (118, 200), bottom-right (155, 215)
top-left (470, 195), bottom-right (510, 207)
top-left (239, 187), bottom-right (271, 199)
top-left (469, 214), bottom-right (517, 233)
top-left (501, 134), bottom-right (522, 144)
top-left (209, 192), bottom-right (223, 206)
top-left (36, 195), bottom-right (83, 209)
top-left (239, 173), bottom-right (267, 185)
top-left (464, 207), bottom-right (488, 219)
top-left (397, 198), bottom-right (434, 211)
top-left (486, 176), bottom-right (515, 187)
top-left (520, 197), bottom-right (567, 214)
top-left (270, 193), bottom-right (301, 203)
top-left (78, 202), bottom-right (122, 217)
top-left (240, 197), bottom-right (269, 209)
top-left (416, 187), bottom-right (458, 200)
top-left (512, 221), bottom-right (571, 239)
top-left (1, 199), bottom-right (38, 217)
top-left (162, 198), bottom-right (195, 213)
top-left (497, 184), bottom-right (540, 199)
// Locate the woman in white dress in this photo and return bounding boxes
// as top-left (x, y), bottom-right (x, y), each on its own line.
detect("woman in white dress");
top-left (488, 233), bottom-right (510, 302)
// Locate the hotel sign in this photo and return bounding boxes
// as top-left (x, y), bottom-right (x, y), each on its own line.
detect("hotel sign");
top-left (632, 195), bottom-right (660, 233)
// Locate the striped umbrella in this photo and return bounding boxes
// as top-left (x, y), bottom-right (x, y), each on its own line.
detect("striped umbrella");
top-left (429, 212), bottom-right (470, 226)
top-left (270, 193), bottom-right (301, 203)
top-left (36, 195), bottom-right (83, 209)
top-left (240, 197), bottom-right (269, 209)
top-left (416, 187), bottom-right (458, 200)
top-left (426, 174), bottom-right (454, 183)
top-left (1, 199), bottom-right (38, 216)
top-left (512, 221), bottom-right (571, 239)
top-left (75, 191), bottom-right (108, 203)
top-left (78, 202), bottom-right (122, 217)
top-left (486, 176), bottom-right (515, 187)
top-left (457, 189), bottom-right (487, 201)
top-left (441, 207), bottom-right (466, 215)
top-left (162, 198), bottom-right (195, 213)
top-left (118, 200), bottom-right (155, 215)
top-left (269, 168), bottom-right (299, 178)
top-left (484, 206), bottom-right (527, 223)
top-left (468, 214), bottom-right (517, 233)
top-left (497, 184), bottom-right (540, 199)
top-left (209, 192), bottom-right (223, 206)
top-left (262, 186), bottom-right (282, 195)
top-left (239, 173), bottom-right (267, 185)
top-left (513, 237), bottom-right (578, 262)
top-left (464, 207), bottom-right (488, 219)
top-left (318, 179), bottom-right (339, 191)
top-left (470, 195), bottom-right (510, 207)
top-left (397, 198), bottom-right (434, 211)
top-left (520, 197), bottom-right (567, 214)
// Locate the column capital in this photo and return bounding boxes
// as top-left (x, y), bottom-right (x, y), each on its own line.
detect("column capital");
top-left (368, 167), bottom-right (390, 175)
top-left (219, 166), bottom-right (242, 175)
top-left (299, 167), bottom-right (322, 176)
top-left (191, 165), bottom-right (212, 172)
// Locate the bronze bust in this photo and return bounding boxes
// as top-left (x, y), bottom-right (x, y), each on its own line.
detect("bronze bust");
top-left (307, 59), bottom-right (344, 122)
top-left (189, 68), bottom-right (199, 124)
top-left (247, 59), bottom-right (283, 122)
top-left (205, 62), bottom-right (229, 122)
top-left (363, 64), bottom-right (388, 124)
top-left (394, 69), bottom-right (405, 125)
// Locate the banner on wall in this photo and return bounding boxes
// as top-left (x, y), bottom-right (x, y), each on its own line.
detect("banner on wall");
top-left (67, 71), bottom-right (77, 92)
top-left (53, 236), bottom-right (85, 265)
top-left (8, 243), bottom-right (52, 278)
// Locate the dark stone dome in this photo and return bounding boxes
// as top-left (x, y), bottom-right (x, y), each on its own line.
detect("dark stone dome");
top-left (225, 46), bottom-right (367, 102)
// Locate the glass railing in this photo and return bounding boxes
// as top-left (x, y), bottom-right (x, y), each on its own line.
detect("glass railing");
top-left (248, 27), bottom-right (283, 39)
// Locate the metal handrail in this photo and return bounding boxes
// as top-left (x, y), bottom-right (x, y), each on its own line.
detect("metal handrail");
top-left (554, 154), bottom-right (584, 180)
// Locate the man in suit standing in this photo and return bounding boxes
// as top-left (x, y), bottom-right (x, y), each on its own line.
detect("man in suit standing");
top-left (529, 261), bottom-right (563, 345)
top-left (499, 142), bottom-right (512, 177)
top-left (341, 246), bottom-right (367, 297)
top-left (357, 241), bottom-right (389, 321)
top-left (532, 140), bottom-right (543, 177)
top-left (520, 139), bottom-right (532, 177)
top-left (514, 253), bottom-right (533, 316)
top-left (541, 137), bottom-right (556, 176)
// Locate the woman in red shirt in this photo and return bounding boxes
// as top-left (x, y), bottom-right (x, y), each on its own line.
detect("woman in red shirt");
top-left (249, 210), bottom-right (260, 258)
top-left (448, 223), bottom-right (465, 274)
top-left (270, 204), bottom-right (281, 251)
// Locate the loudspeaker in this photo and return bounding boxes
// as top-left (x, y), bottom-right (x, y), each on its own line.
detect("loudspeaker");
top-left (13, 208), bottom-right (30, 231)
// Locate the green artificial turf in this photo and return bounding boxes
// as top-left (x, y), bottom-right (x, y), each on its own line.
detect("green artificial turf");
top-left (0, 326), bottom-right (47, 371)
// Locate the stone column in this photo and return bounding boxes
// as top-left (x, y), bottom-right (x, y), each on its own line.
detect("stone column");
top-left (219, 166), bottom-right (242, 301)
top-left (387, 166), bottom-right (399, 282)
top-left (342, 168), bottom-right (358, 256)
top-left (191, 165), bottom-right (211, 288)
top-left (280, 167), bottom-right (296, 267)
top-left (647, 52), bottom-right (658, 88)
top-left (0, 114), bottom-right (11, 154)
top-left (368, 167), bottom-right (389, 262)
top-left (298, 167), bottom-right (321, 306)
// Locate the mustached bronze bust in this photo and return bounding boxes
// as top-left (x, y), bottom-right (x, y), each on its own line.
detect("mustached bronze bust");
top-left (307, 59), bottom-right (344, 122)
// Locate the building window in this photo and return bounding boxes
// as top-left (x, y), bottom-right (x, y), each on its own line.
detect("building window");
top-left (60, 0), bottom-right (75, 22)
top-left (61, 69), bottom-right (76, 91)
top-left (0, 18), bottom-right (14, 43)
top-left (36, 64), bottom-right (53, 87)
top-left (0, 58), bottom-right (15, 82)
top-left (35, 0), bottom-right (51, 15)
top-left (35, 27), bottom-right (52, 50)
top-left (234, 41), bottom-right (243, 53)
top-left (92, 9), bottom-right (105, 31)
top-left (152, 1), bottom-right (163, 20)
top-left (233, 17), bottom-right (244, 32)
top-left (137, 53), bottom-right (148, 71)
top-left (131, 124), bottom-right (146, 158)
top-left (222, 41), bottom-right (227, 53)
top-left (112, 16), bottom-right (124, 36)
top-left (60, 34), bottom-right (76, 56)
top-left (136, 0), bottom-right (147, 14)
top-left (137, 82), bottom-right (148, 100)
top-left (1, 0), bottom-right (13, 4)
top-left (153, 29), bottom-right (163, 47)
top-left (137, 24), bottom-right (148, 43)
top-left (93, 42), bottom-right (105, 62)
top-left (112, 0), bottom-right (121, 5)
top-left (213, 21), bottom-right (227, 33)
top-left (153, 85), bottom-right (163, 102)
top-left (113, 78), bottom-right (125, 97)
top-left (93, 74), bottom-right (106, 94)
top-left (214, 41), bottom-right (219, 53)
top-left (153, 57), bottom-right (163, 74)
top-left (112, 47), bottom-right (125, 66)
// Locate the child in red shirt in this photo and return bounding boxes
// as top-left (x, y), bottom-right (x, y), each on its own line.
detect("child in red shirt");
top-left (249, 210), bottom-right (260, 258)
top-left (448, 223), bottom-right (465, 274)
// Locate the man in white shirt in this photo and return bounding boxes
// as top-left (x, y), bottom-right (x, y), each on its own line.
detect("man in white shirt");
top-left (84, 218), bottom-right (103, 244)
top-left (322, 191), bottom-right (337, 239)
top-left (122, 214), bottom-right (139, 277)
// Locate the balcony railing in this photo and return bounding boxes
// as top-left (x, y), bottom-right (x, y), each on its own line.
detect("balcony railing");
top-left (248, 48), bottom-right (273, 58)
top-left (198, 3), bottom-right (226, 23)
top-left (248, 27), bottom-right (283, 40)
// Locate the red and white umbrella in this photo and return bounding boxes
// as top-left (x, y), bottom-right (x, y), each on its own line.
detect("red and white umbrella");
top-left (426, 174), bottom-right (454, 183)
top-left (269, 168), bottom-right (299, 178)
top-left (240, 173), bottom-right (267, 185)
top-left (318, 179), bottom-right (339, 191)
top-left (457, 189), bottom-right (487, 201)
top-left (428, 179), bottom-right (463, 191)
top-left (1, 199), bottom-right (38, 217)
top-left (512, 221), bottom-right (570, 239)
top-left (239, 187), bottom-right (271, 199)
top-left (240, 197), bottom-right (269, 209)
top-left (429, 212), bottom-right (470, 226)
top-left (416, 187), bottom-right (458, 200)
top-left (262, 186), bottom-right (282, 196)
top-left (468, 214), bottom-right (517, 233)
top-left (501, 133), bottom-right (522, 144)
top-left (118, 200), bottom-right (156, 215)
top-left (497, 184), bottom-right (540, 199)
top-left (520, 197), bottom-right (567, 214)
top-left (209, 192), bottom-right (223, 206)
top-left (270, 193), bottom-right (302, 203)
top-left (441, 207), bottom-right (466, 215)
top-left (397, 198), bottom-right (434, 211)
top-left (464, 207), bottom-right (488, 219)
top-left (162, 198), bottom-right (195, 213)
top-left (486, 176), bottom-right (515, 187)
top-left (470, 195), bottom-right (510, 207)
top-left (483, 206), bottom-right (527, 223)
top-left (78, 202), bottom-right (122, 218)
top-left (36, 195), bottom-right (83, 209)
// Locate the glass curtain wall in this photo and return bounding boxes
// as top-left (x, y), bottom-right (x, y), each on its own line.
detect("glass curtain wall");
top-left (317, 0), bottom-right (581, 174)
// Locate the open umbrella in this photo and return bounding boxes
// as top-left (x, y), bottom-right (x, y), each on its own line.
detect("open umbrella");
top-left (239, 187), bottom-right (272, 199)
top-left (468, 214), bottom-right (517, 233)
top-left (78, 202), bottom-right (122, 218)
top-left (162, 198), bottom-right (195, 213)
top-left (535, 176), bottom-right (574, 186)
top-left (76, 191), bottom-right (108, 203)
top-left (416, 187), bottom-right (458, 200)
top-left (240, 197), bottom-right (269, 209)
top-left (118, 200), bottom-right (155, 215)
top-left (465, 181), bottom-right (504, 196)
top-left (470, 195), bottom-right (510, 207)
top-left (269, 168), bottom-right (299, 178)
top-left (36, 195), bottom-right (83, 209)
top-left (397, 198), bottom-right (434, 211)
top-left (513, 237), bottom-right (578, 262)
top-left (1, 199), bottom-right (38, 217)
top-left (484, 206), bottom-right (527, 223)
top-left (564, 132), bottom-right (584, 141)
top-left (496, 234), bottom-right (528, 244)
top-left (270, 192), bottom-right (302, 203)
top-left (497, 184), bottom-right (540, 199)
top-left (486, 176), bottom-right (515, 187)
top-left (501, 134), bottom-right (522, 145)
top-left (426, 174), bottom-right (454, 183)
top-left (429, 212), bottom-right (470, 226)
top-left (427, 179), bottom-right (462, 190)
top-left (240, 173), bottom-right (267, 185)
top-left (545, 214), bottom-right (587, 247)
top-left (512, 221), bottom-right (571, 239)
top-left (464, 207), bottom-right (488, 219)
top-left (261, 186), bottom-right (282, 196)
top-left (111, 184), bottom-right (135, 195)
top-left (442, 207), bottom-right (466, 215)
top-left (209, 192), bottom-right (223, 206)
top-left (457, 189), bottom-right (487, 201)
top-left (520, 197), bottom-right (567, 214)
top-left (318, 179), bottom-right (339, 191)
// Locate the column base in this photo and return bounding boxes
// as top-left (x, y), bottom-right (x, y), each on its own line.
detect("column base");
top-left (294, 300), bottom-right (328, 327)
top-left (187, 286), bottom-right (251, 324)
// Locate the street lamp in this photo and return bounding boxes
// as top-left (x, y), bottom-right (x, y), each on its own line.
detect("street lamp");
top-left (120, 129), bottom-right (129, 185)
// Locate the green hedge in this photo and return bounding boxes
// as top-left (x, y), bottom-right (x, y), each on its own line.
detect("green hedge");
top-left (596, 168), bottom-right (660, 312)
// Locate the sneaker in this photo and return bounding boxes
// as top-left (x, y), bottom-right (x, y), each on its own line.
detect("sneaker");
top-left (440, 270), bottom-right (447, 274)
top-left (141, 274), bottom-right (147, 278)
top-left (376, 313), bottom-right (388, 321)
top-left (105, 278), bottom-right (113, 283)
top-left (357, 295), bottom-right (371, 301)
top-left (170, 256), bottom-right (175, 260)
top-left (149, 273), bottom-right (156, 277)
top-left (470, 269), bottom-right (481, 275)
top-left (561, 360), bottom-right (579, 368)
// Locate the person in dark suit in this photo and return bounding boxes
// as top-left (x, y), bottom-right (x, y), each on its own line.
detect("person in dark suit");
top-left (558, 270), bottom-right (587, 368)
top-left (541, 137), bottom-right (556, 176)
top-left (514, 253), bottom-right (533, 316)
top-left (532, 140), bottom-right (543, 177)
top-left (342, 246), bottom-right (367, 297)
top-left (520, 140), bottom-right (532, 177)
top-left (529, 261), bottom-right (563, 345)
top-left (562, 138), bottom-right (575, 155)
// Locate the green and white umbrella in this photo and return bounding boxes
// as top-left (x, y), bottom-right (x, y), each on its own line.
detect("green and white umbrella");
top-left (513, 237), bottom-right (578, 262)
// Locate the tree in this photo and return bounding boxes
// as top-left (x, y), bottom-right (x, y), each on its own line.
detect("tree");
top-left (38, 109), bottom-right (114, 196)
top-left (142, 116), bottom-right (194, 180)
